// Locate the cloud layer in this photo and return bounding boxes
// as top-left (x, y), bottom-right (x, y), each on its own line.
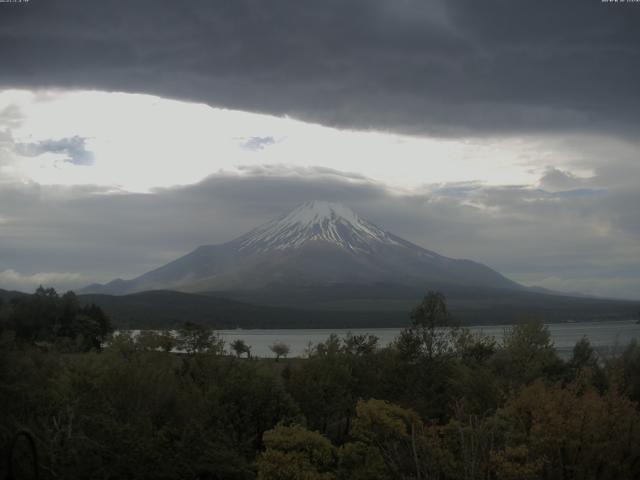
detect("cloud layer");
top-left (0, 269), bottom-right (87, 293)
top-left (1, 0), bottom-right (639, 137)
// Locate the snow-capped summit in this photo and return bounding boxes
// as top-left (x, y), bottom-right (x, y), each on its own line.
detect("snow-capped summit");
top-left (80, 201), bottom-right (521, 294)
top-left (238, 201), bottom-right (398, 253)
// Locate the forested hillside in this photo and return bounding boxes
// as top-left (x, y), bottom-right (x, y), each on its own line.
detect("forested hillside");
top-left (1, 289), bottom-right (640, 479)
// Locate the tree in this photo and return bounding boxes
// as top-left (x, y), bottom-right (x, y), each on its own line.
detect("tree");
top-left (454, 328), bottom-right (497, 364)
top-left (155, 330), bottom-right (176, 353)
top-left (410, 290), bottom-right (450, 329)
top-left (230, 338), bottom-right (252, 358)
top-left (8, 286), bottom-right (61, 342)
top-left (397, 291), bottom-right (457, 360)
top-left (619, 338), bottom-right (640, 402)
top-left (257, 424), bottom-right (336, 480)
top-left (572, 336), bottom-right (598, 368)
top-left (176, 322), bottom-right (224, 355)
top-left (350, 399), bottom-right (423, 479)
top-left (492, 318), bottom-right (562, 387)
top-left (492, 379), bottom-right (640, 479)
top-left (567, 336), bottom-right (607, 389)
top-left (347, 399), bottom-right (453, 480)
top-left (74, 302), bottom-right (113, 351)
top-left (0, 296), bottom-right (6, 334)
top-left (423, 402), bottom-right (503, 480)
top-left (342, 332), bottom-right (378, 356)
top-left (6, 287), bottom-right (112, 351)
top-left (338, 440), bottom-right (389, 480)
top-left (314, 334), bottom-right (342, 357)
top-left (135, 330), bottom-right (172, 352)
top-left (287, 354), bottom-right (354, 435)
top-left (489, 445), bottom-right (543, 480)
top-left (269, 341), bottom-right (290, 361)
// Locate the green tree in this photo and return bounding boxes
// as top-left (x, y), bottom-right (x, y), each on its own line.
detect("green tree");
top-left (6, 287), bottom-right (112, 351)
top-left (350, 399), bottom-right (424, 479)
top-left (491, 318), bottom-right (563, 387)
top-left (136, 330), bottom-right (165, 352)
top-left (347, 399), bottom-right (453, 480)
top-left (572, 336), bottom-right (598, 369)
top-left (410, 290), bottom-right (450, 329)
top-left (342, 332), bottom-right (378, 356)
top-left (176, 322), bottom-right (224, 355)
top-left (287, 354), bottom-right (354, 436)
top-left (258, 424), bottom-right (336, 480)
top-left (619, 338), bottom-right (640, 402)
top-left (337, 440), bottom-right (389, 480)
top-left (397, 291), bottom-right (458, 360)
top-left (567, 336), bottom-right (607, 390)
top-left (314, 334), bottom-right (342, 357)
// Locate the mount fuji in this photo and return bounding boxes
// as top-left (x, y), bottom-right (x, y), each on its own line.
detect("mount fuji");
top-left (81, 201), bottom-right (521, 295)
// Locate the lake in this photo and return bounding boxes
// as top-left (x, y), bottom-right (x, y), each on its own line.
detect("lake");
top-left (217, 320), bottom-right (640, 358)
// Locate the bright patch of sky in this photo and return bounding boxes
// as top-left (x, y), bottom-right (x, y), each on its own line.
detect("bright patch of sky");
top-left (0, 89), bottom-right (588, 193)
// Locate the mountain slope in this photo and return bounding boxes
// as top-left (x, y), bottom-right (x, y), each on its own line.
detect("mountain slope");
top-left (81, 201), bottom-right (520, 295)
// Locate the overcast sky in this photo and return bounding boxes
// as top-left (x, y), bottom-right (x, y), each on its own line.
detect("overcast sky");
top-left (1, 0), bottom-right (639, 299)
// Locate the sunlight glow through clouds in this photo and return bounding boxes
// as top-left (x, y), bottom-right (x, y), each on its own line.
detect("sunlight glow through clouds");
top-left (1, 89), bottom-right (566, 192)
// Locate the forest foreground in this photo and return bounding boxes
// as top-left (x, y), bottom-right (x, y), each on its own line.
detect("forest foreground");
top-left (1, 288), bottom-right (640, 479)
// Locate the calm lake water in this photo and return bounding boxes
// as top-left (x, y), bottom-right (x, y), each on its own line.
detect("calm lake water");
top-left (216, 320), bottom-right (640, 358)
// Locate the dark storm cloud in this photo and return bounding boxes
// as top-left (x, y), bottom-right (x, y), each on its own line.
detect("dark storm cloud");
top-left (1, 170), bottom-right (640, 299)
top-left (1, 0), bottom-right (639, 137)
top-left (15, 136), bottom-right (95, 165)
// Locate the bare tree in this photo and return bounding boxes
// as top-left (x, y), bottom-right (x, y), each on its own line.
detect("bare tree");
top-left (269, 341), bottom-right (290, 361)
